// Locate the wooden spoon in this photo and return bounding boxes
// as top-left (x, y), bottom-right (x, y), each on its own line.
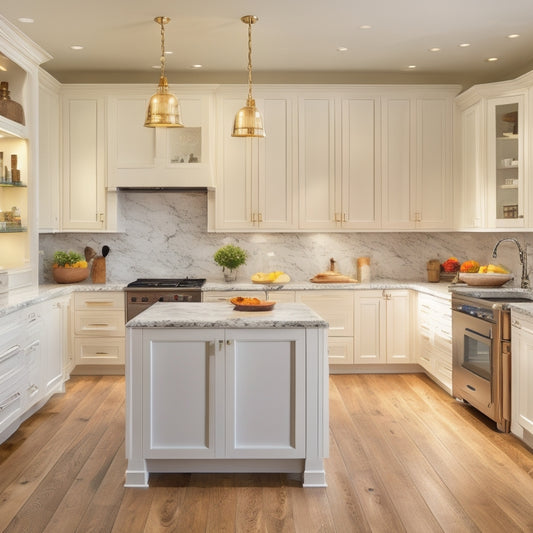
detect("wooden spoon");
top-left (84, 246), bottom-right (97, 262)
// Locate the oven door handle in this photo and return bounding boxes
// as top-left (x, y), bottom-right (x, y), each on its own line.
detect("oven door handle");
top-left (465, 327), bottom-right (492, 341)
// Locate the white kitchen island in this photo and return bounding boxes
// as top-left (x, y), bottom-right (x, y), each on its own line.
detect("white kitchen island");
top-left (125, 302), bottom-right (329, 488)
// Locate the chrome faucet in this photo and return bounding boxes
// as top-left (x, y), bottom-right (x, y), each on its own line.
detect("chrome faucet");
top-left (492, 238), bottom-right (530, 289)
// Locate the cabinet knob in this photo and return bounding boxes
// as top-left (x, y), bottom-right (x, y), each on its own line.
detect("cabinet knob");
top-left (258, 212), bottom-right (263, 223)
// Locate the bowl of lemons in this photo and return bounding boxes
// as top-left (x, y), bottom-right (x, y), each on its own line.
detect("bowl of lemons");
top-left (251, 271), bottom-right (291, 284)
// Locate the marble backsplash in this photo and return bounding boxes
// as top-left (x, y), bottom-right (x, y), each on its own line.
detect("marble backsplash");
top-left (39, 191), bottom-right (533, 286)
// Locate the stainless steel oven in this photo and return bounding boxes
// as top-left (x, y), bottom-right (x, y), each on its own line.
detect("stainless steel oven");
top-left (452, 293), bottom-right (512, 432)
top-left (125, 278), bottom-right (205, 321)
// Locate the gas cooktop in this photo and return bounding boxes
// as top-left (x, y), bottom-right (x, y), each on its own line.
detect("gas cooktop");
top-left (126, 278), bottom-right (206, 289)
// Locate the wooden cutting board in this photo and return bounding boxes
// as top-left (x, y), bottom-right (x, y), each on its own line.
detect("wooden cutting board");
top-left (310, 273), bottom-right (358, 283)
top-left (91, 256), bottom-right (106, 284)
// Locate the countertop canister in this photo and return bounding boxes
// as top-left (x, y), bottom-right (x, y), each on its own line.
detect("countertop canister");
top-left (357, 256), bottom-right (371, 283)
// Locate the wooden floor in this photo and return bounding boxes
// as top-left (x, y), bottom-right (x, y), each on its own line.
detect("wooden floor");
top-left (1, 374), bottom-right (533, 533)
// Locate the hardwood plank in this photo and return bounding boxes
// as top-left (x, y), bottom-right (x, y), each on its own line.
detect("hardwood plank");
top-left (110, 486), bottom-right (153, 533)
top-left (143, 476), bottom-right (189, 531)
top-left (327, 376), bottom-right (407, 532)
top-left (0, 377), bottom-right (125, 533)
top-left (2, 374), bottom-right (533, 533)
top-left (366, 373), bottom-right (529, 532)
top-left (72, 442), bottom-right (128, 533)
top-left (397, 373), bottom-right (533, 531)
top-left (337, 374), bottom-right (479, 532)
top-left (42, 396), bottom-right (125, 532)
top-left (324, 431), bottom-right (372, 533)
top-left (204, 473), bottom-right (238, 533)
top-left (333, 375), bottom-right (445, 533)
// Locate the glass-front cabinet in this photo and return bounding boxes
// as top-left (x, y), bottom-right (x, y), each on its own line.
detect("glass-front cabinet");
top-left (0, 132), bottom-right (28, 267)
top-left (487, 95), bottom-right (525, 228)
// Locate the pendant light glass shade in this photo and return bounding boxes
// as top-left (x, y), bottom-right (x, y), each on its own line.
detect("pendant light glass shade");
top-left (232, 15), bottom-right (265, 138)
top-left (145, 17), bottom-right (184, 128)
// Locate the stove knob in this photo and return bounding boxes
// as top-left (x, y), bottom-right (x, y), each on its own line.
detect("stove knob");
top-left (159, 297), bottom-right (164, 302)
top-left (142, 296), bottom-right (149, 302)
top-left (131, 297), bottom-right (137, 302)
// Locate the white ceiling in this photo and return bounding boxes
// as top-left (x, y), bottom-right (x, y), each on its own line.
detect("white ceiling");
top-left (2, 0), bottom-right (533, 88)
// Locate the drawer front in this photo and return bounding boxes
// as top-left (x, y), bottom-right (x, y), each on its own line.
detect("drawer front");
top-left (75, 292), bottom-right (125, 310)
top-left (328, 337), bottom-right (354, 364)
top-left (0, 377), bottom-right (24, 434)
top-left (202, 290), bottom-right (266, 302)
top-left (74, 337), bottom-right (125, 365)
top-left (0, 342), bottom-right (24, 385)
top-left (296, 291), bottom-right (354, 336)
top-left (74, 310), bottom-right (125, 336)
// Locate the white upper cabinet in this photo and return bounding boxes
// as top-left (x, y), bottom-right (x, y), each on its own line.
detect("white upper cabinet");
top-left (455, 72), bottom-right (533, 231)
top-left (61, 90), bottom-right (107, 231)
top-left (107, 86), bottom-right (216, 189)
top-left (382, 94), bottom-right (454, 230)
top-left (487, 96), bottom-right (525, 228)
top-left (38, 71), bottom-right (61, 232)
top-left (211, 88), bottom-right (297, 231)
top-left (298, 94), bottom-right (380, 230)
top-left (298, 95), bottom-right (337, 230)
top-left (211, 84), bottom-right (457, 233)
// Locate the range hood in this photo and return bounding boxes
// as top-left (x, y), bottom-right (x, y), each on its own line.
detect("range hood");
top-left (114, 186), bottom-right (213, 192)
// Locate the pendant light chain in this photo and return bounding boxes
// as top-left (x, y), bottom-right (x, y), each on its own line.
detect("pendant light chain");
top-left (247, 19), bottom-right (253, 102)
top-left (160, 19), bottom-right (166, 80)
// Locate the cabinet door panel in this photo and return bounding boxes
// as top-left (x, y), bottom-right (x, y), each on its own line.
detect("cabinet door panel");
top-left (416, 98), bottom-right (452, 228)
top-left (354, 292), bottom-right (386, 364)
top-left (62, 98), bottom-right (105, 230)
top-left (298, 98), bottom-right (337, 229)
top-left (296, 291), bottom-right (354, 336)
top-left (258, 98), bottom-right (296, 229)
top-left (216, 98), bottom-right (254, 229)
top-left (342, 98), bottom-right (380, 229)
top-left (382, 98), bottom-right (412, 229)
top-left (386, 291), bottom-right (411, 363)
top-left (143, 331), bottom-right (220, 458)
top-left (225, 329), bottom-right (305, 458)
top-left (113, 97), bottom-right (155, 169)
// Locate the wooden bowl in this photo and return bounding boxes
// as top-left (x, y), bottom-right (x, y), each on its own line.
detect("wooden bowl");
top-left (53, 267), bottom-right (90, 284)
top-left (458, 273), bottom-right (513, 287)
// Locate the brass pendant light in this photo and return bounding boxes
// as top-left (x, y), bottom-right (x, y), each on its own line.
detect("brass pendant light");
top-left (145, 16), bottom-right (184, 128)
top-left (232, 15), bottom-right (265, 137)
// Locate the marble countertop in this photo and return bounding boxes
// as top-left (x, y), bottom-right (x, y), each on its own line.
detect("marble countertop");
top-left (0, 278), bottom-right (455, 319)
top-left (126, 302), bottom-right (329, 329)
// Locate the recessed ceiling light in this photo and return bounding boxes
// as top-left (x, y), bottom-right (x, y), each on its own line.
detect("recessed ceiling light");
top-left (191, 64), bottom-right (203, 69)
top-left (151, 65), bottom-right (160, 69)
top-left (17, 18), bottom-right (34, 23)
top-left (70, 45), bottom-right (84, 51)
top-left (0, 66), bottom-right (6, 72)
top-left (459, 43), bottom-right (471, 48)
top-left (487, 57), bottom-right (499, 62)
top-left (359, 25), bottom-right (372, 30)
top-left (337, 47), bottom-right (348, 52)
top-left (429, 47), bottom-right (441, 52)
top-left (407, 65), bottom-right (417, 69)
top-left (165, 50), bottom-right (173, 55)
top-left (507, 34), bottom-right (520, 39)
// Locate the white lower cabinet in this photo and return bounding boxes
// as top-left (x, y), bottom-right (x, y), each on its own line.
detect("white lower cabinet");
top-left (416, 292), bottom-right (452, 392)
top-left (511, 312), bottom-right (533, 444)
top-left (0, 296), bottom-right (69, 444)
top-left (73, 292), bottom-right (125, 369)
top-left (143, 328), bottom-right (305, 459)
top-left (295, 290), bottom-right (354, 364)
top-left (354, 290), bottom-right (412, 364)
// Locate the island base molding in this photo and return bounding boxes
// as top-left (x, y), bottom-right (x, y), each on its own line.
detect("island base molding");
top-left (125, 458), bottom-right (326, 488)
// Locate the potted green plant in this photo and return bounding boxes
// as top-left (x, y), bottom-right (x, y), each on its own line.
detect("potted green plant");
top-left (214, 244), bottom-right (247, 282)
top-left (52, 250), bottom-right (90, 284)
